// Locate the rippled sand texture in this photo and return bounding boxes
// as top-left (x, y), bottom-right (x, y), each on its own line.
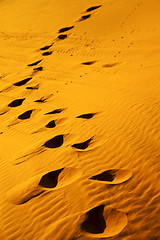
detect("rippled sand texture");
top-left (0, 0), bottom-right (160, 239)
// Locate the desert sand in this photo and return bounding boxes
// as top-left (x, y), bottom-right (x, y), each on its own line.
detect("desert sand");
top-left (0, 0), bottom-right (160, 239)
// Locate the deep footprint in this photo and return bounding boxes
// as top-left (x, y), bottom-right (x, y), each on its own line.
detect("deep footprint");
top-left (13, 78), bottom-right (32, 86)
top-left (42, 51), bottom-right (52, 56)
top-left (86, 5), bottom-right (101, 12)
top-left (79, 14), bottom-right (91, 21)
top-left (90, 170), bottom-right (116, 182)
top-left (72, 137), bottom-right (93, 150)
top-left (8, 98), bottom-right (25, 107)
top-left (81, 205), bottom-right (106, 234)
top-left (59, 26), bottom-right (74, 33)
top-left (81, 206), bottom-right (128, 238)
top-left (43, 135), bottom-right (63, 148)
top-left (39, 168), bottom-right (64, 188)
top-left (27, 60), bottom-right (42, 66)
top-left (18, 110), bottom-right (33, 120)
top-left (44, 109), bottom-right (64, 115)
top-left (45, 120), bottom-right (56, 128)
top-left (8, 167), bottom-right (81, 205)
top-left (76, 113), bottom-right (95, 119)
top-left (39, 167), bottom-right (81, 190)
top-left (90, 169), bottom-right (132, 184)
top-left (58, 34), bottom-right (67, 40)
top-left (40, 44), bottom-right (53, 51)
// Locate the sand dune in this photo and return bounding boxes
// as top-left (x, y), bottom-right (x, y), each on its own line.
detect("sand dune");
top-left (0, 0), bottom-right (160, 239)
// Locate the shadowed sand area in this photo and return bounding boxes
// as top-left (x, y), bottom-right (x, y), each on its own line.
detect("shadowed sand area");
top-left (0, 0), bottom-right (160, 239)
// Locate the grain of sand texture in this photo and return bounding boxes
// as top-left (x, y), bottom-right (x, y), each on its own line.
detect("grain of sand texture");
top-left (0, 0), bottom-right (160, 239)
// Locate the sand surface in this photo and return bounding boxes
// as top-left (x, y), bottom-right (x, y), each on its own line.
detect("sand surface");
top-left (0, 0), bottom-right (160, 239)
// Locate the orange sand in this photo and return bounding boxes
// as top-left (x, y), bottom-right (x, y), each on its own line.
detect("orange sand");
top-left (0, 0), bottom-right (160, 239)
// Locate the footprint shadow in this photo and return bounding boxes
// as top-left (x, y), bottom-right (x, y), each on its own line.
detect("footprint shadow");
top-left (79, 14), bottom-right (91, 22)
top-left (34, 94), bottom-right (53, 103)
top-left (8, 98), bottom-right (25, 107)
top-left (71, 137), bottom-right (93, 150)
top-left (7, 167), bottom-right (81, 205)
top-left (18, 110), bottom-right (34, 120)
top-left (86, 5), bottom-right (101, 12)
top-left (33, 66), bottom-right (43, 72)
top-left (26, 85), bottom-right (39, 90)
top-left (80, 204), bottom-right (128, 238)
top-left (81, 205), bottom-right (106, 234)
top-left (14, 134), bottom-right (68, 165)
top-left (43, 134), bottom-right (64, 148)
top-left (39, 168), bottom-right (64, 188)
top-left (76, 113), bottom-right (96, 119)
top-left (40, 44), bottom-right (53, 51)
top-left (31, 117), bottom-right (67, 134)
top-left (44, 108), bottom-right (65, 115)
top-left (89, 169), bottom-right (132, 185)
top-left (58, 34), bottom-right (67, 40)
top-left (45, 120), bottom-right (56, 128)
top-left (7, 109), bottom-right (34, 128)
top-left (13, 77), bottom-right (32, 86)
top-left (42, 51), bottom-right (53, 56)
top-left (58, 26), bottom-right (74, 33)
top-left (39, 167), bottom-right (81, 190)
top-left (81, 61), bottom-right (96, 65)
top-left (28, 60), bottom-right (42, 67)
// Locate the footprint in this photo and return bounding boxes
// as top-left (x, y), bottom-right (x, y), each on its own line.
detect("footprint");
top-left (33, 66), bottom-right (43, 72)
top-left (86, 5), bottom-right (101, 12)
top-left (39, 168), bottom-right (64, 188)
top-left (31, 118), bottom-right (67, 134)
top-left (80, 205), bottom-right (128, 238)
top-left (18, 110), bottom-right (33, 120)
top-left (81, 61), bottom-right (96, 65)
top-left (13, 77), bottom-right (32, 86)
top-left (43, 134), bottom-right (64, 148)
top-left (39, 167), bottom-right (81, 190)
top-left (42, 51), bottom-right (53, 56)
top-left (44, 108), bottom-right (64, 115)
top-left (79, 14), bottom-right (91, 21)
top-left (58, 34), bottom-right (67, 40)
top-left (89, 169), bottom-right (132, 184)
top-left (45, 120), bottom-right (56, 128)
top-left (76, 113), bottom-right (96, 119)
top-left (34, 97), bottom-right (47, 103)
top-left (81, 205), bottom-right (106, 234)
top-left (58, 26), bottom-right (74, 33)
top-left (27, 60), bottom-right (42, 67)
top-left (7, 167), bottom-right (81, 205)
top-left (103, 63), bottom-right (119, 68)
top-left (72, 137), bottom-right (93, 150)
top-left (40, 44), bottom-right (53, 51)
top-left (26, 85), bottom-right (39, 90)
top-left (45, 204), bottom-right (127, 239)
top-left (8, 98), bottom-right (25, 107)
